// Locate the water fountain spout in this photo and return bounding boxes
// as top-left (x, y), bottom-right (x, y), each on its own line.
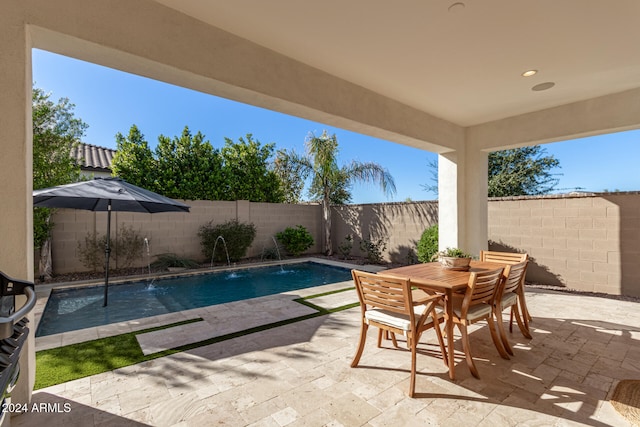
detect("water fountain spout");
top-left (271, 236), bottom-right (283, 262)
top-left (271, 236), bottom-right (284, 272)
top-left (144, 237), bottom-right (155, 286)
top-left (211, 235), bottom-right (231, 268)
top-left (143, 237), bottom-right (151, 276)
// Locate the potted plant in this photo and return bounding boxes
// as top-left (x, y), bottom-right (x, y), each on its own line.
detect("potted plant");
top-left (432, 247), bottom-right (473, 271)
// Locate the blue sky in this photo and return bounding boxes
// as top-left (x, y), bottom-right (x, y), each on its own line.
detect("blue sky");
top-left (33, 49), bottom-right (640, 203)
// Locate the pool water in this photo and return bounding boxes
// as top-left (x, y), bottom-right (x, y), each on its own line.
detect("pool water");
top-left (36, 262), bottom-right (352, 337)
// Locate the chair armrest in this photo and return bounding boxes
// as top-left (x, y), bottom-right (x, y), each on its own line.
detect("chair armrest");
top-left (412, 289), bottom-right (443, 305)
top-left (413, 292), bottom-right (443, 305)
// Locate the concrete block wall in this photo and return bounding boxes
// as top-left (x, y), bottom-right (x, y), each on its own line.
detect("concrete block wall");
top-left (52, 201), bottom-right (236, 273)
top-left (49, 200), bottom-right (308, 273)
top-left (332, 201), bottom-right (438, 263)
top-left (488, 192), bottom-right (640, 297)
top-left (48, 193), bottom-right (640, 296)
top-left (247, 202), bottom-right (322, 257)
top-left (50, 209), bottom-right (98, 274)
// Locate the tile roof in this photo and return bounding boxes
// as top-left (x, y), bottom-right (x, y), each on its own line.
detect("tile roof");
top-left (71, 143), bottom-right (116, 172)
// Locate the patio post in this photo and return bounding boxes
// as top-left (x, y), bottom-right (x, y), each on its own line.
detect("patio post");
top-left (103, 202), bottom-right (112, 306)
top-left (438, 148), bottom-right (488, 256)
top-left (0, 5), bottom-right (36, 407)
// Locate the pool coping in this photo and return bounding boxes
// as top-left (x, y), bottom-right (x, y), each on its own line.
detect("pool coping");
top-left (34, 257), bottom-right (384, 351)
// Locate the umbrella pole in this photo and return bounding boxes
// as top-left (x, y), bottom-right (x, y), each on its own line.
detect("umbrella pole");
top-left (103, 202), bottom-right (112, 307)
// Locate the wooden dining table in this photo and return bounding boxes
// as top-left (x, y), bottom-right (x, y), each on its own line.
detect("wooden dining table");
top-left (382, 260), bottom-right (505, 380)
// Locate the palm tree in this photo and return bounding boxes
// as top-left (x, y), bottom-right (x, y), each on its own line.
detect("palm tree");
top-left (276, 131), bottom-right (396, 255)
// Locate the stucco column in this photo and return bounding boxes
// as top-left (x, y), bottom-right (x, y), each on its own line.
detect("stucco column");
top-left (438, 152), bottom-right (464, 250)
top-left (438, 148), bottom-right (488, 256)
top-left (465, 148), bottom-right (489, 256)
top-left (0, 7), bottom-right (35, 409)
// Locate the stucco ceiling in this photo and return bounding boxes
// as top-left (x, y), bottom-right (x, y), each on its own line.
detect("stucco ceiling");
top-left (153, 0), bottom-right (640, 127)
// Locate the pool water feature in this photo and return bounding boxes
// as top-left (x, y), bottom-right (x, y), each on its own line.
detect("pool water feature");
top-left (36, 262), bottom-right (352, 337)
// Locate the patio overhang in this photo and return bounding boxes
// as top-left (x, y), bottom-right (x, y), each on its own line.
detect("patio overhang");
top-left (2, 0), bottom-right (640, 406)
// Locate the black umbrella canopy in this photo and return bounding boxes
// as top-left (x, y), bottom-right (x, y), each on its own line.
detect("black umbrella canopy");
top-left (33, 177), bottom-right (190, 213)
top-left (33, 178), bottom-right (190, 306)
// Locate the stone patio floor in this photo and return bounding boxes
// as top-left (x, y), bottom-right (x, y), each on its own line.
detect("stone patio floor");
top-left (14, 271), bottom-right (640, 426)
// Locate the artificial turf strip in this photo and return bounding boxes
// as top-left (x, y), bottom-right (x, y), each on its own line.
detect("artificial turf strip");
top-left (34, 318), bottom-right (204, 390)
top-left (294, 298), bottom-right (359, 314)
top-left (293, 298), bottom-right (330, 314)
top-left (34, 287), bottom-right (360, 390)
top-left (295, 286), bottom-right (358, 313)
top-left (301, 286), bottom-right (355, 299)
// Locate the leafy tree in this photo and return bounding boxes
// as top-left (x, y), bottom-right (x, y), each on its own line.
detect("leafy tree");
top-left (32, 86), bottom-right (88, 279)
top-left (220, 134), bottom-right (284, 202)
top-left (423, 146), bottom-right (560, 197)
top-left (112, 125), bottom-right (224, 200)
top-left (273, 149), bottom-right (309, 204)
top-left (488, 146), bottom-right (560, 197)
top-left (309, 167), bottom-right (353, 205)
top-left (113, 127), bottom-right (285, 202)
top-left (277, 131), bottom-right (396, 255)
top-left (111, 125), bottom-right (156, 190)
top-left (422, 158), bottom-right (439, 196)
top-left (154, 126), bottom-right (224, 200)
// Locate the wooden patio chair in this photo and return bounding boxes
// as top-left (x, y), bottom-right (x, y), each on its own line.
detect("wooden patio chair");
top-left (448, 267), bottom-right (507, 378)
top-left (350, 270), bottom-right (447, 397)
top-left (479, 250), bottom-right (532, 334)
top-left (493, 260), bottom-right (529, 356)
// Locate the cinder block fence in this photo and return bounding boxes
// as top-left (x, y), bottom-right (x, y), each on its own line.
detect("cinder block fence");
top-left (47, 192), bottom-right (640, 297)
top-left (488, 193), bottom-right (640, 297)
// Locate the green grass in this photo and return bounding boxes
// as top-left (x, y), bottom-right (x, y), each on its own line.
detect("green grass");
top-left (301, 286), bottom-right (355, 300)
top-left (35, 318), bottom-right (203, 389)
top-left (35, 287), bottom-right (360, 389)
top-left (294, 286), bottom-right (358, 313)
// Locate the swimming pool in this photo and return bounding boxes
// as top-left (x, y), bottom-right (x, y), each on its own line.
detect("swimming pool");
top-left (36, 262), bottom-right (353, 337)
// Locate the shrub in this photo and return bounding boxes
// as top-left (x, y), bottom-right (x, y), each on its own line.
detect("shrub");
top-left (417, 224), bottom-right (439, 263)
top-left (276, 225), bottom-right (314, 256)
top-left (359, 236), bottom-right (387, 264)
top-left (77, 225), bottom-right (144, 271)
top-left (77, 232), bottom-right (106, 272)
top-left (198, 219), bottom-right (256, 262)
top-left (151, 253), bottom-right (200, 270)
top-left (114, 224), bottom-right (144, 268)
top-left (337, 234), bottom-right (353, 260)
top-left (261, 246), bottom-right (281, 261)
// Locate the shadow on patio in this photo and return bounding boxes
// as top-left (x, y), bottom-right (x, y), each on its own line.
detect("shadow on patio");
top-left (17, 289), bottom-right (639, 426)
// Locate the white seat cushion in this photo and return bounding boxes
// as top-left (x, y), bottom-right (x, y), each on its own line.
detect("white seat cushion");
top-left (365, 309), bottom-right (411, 331)
top-left (499, 292), bottom-right (518, 308)
top-left (365, 305), bottom-right (433, 331)
top-left (452, 302), bottom-right (492, 322)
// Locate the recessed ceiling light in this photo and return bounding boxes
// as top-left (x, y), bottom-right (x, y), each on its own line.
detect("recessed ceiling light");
top-left (532, 82), bottom-right (555, 91)
top-left (522, 70), bottom-right (538, 77)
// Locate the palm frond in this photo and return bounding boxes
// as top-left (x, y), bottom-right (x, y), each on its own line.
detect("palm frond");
top-left (344, 161), bottom-right (397, 197)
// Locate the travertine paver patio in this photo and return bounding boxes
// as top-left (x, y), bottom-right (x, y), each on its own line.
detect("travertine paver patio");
top-left (135, 283), bottom-right (359, 356)
top-left (17, 286), bottom-right (640, 426)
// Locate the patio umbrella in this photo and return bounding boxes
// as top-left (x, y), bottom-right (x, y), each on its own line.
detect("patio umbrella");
top-left (33, 177), bottom-right (190, 306)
